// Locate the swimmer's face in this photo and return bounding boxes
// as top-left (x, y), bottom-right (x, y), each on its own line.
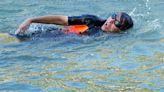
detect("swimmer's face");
top-left (101, 13), bottom-right (121, 33)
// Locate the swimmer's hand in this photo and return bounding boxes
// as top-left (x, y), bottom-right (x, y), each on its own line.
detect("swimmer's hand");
top-left (15, 19), bottom-right (32, 34)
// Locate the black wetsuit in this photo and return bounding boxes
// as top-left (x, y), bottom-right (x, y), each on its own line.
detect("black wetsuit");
top-left (68, 15), bottom-right (106, 34)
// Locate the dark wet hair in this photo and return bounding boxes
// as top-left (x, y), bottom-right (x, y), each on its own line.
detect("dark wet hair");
top-left (118, 12), bottom-right (133, 31)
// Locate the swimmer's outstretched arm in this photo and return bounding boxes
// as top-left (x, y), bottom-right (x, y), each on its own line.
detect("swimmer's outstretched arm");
top-left (15, 15), bottom-right (68, 34)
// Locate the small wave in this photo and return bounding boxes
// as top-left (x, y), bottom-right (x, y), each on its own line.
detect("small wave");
top-left (136, 19), bottom-right (162, 41)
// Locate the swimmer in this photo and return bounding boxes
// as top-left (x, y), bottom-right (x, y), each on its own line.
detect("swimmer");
top-left (15, 12), bottom-right (133, 35)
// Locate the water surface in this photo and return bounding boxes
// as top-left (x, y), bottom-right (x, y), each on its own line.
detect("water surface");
top-left (0, 0), bottom-right (164, 92)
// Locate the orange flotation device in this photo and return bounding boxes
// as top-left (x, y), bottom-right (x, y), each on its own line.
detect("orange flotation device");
top-left (66, 25), bottom-right (88, 34)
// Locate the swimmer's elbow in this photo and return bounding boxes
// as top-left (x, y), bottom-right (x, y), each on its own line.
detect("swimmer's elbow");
top-left (57, 16), bottom-right (69, 26)
top-left (40, 15), bottom-right (68, 25)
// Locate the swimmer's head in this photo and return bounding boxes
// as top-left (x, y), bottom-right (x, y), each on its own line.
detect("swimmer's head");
top-left (101, 12), bottom-right (133, 33)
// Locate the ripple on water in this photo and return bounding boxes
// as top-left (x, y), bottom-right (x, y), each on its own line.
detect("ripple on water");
top-left (76, 53), bottom-right (102, 62)
top-left (25, 76), bottom-right (44, 81)
top-left (110, 61), bottom-right (141, 70)
top-left (143, 64), bottom-right (164, 72)
top-left (0, 82), bottom-right (43, 92)
top-left (47, 87), bottom-right (64, 91)
top-left (64, 81), bottom-right (87, 89)
top-left (53, 75), bottom-right (65, 79)
top-left (139, 83), bottom-right (162, 91)
top-left (108, 76), bottom-right (125, 81)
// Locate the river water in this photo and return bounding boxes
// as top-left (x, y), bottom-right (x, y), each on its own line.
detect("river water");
top-left (0, 0), bottom-right (164, 92)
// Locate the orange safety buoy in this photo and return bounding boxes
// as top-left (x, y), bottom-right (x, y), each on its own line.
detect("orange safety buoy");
top-left (67, 25), bottom-right (88, 34)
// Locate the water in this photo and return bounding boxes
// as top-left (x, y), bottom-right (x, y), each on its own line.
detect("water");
top-left (0, 0), bottom-right (164, 92)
